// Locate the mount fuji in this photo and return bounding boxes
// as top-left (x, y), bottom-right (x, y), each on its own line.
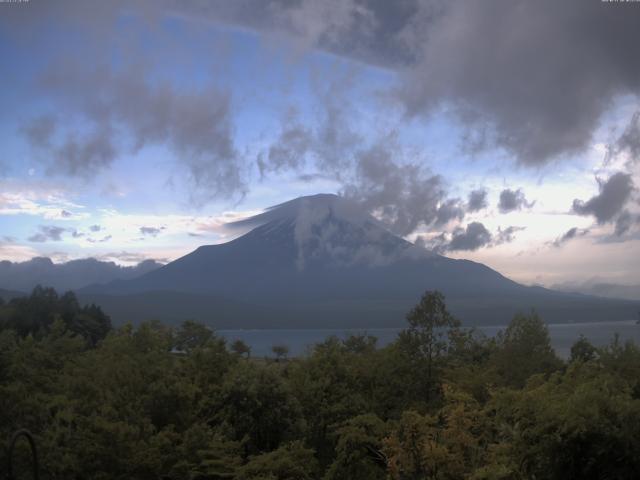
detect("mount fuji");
top-left (79, 194), bottom-right (640, 328)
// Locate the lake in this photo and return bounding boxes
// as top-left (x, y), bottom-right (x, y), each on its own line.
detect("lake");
top-left (219, 320), bottom-right (640, 358)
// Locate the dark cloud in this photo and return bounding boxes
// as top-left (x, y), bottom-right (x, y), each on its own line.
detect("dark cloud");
top-left (159, 0), bottom-right (636, 166)
top-left (572, 172), bottom-right (634, 224)
top-left (9, 0), bottom-right (640, 170)
top-left (140, 226), bottom-right (163, 237)
top-left (156, 0), bottom-right (393, 67)
top-left (60, 210), bottom-right (73, 218)
top-left (21, 115), bottom-right (56, 148)
top-left (254, 79), bottom-right (468, 238)
top-left (24, 62), bottom-right (243, 201)
top-left (342, 139), bottom-right (447, 236)
top-left (313, 80), bottom-right (363, 175)
top-left (426, 222), bottom-right (493, 253)
top-left (424, 222), bottom-right (523, 253)
top-left (448, 222), bottom-right (492, 252)
top-left (467, 188), bottom-right (488, 212)
top-left (413, 235), bottom-right (428, 250)
top-left (206, 0), bottom-right (640, 165)
top-left (609, 111), bottom-right (640, 164)
top-left (552, 227), bottom-right (589, 247)
top-left (498, 189), bottom-right (534, 213)
top-left (8, 0), bottom-right (640, 235)
top-left (89, 224), bottom-right (102, 232)
top-left (28, 225), bottom-right (66, 242)
top-left (257, 121), bottom-right (313, 178)
top-left (496, 226), bottom-right (526, 245)
top-left (22, 113), bottom-right (116, 178)
top-left (414, 232), bottom-right (444, 251)
top-left (53, 127), bottom-right (117, 178)
top-left (87, 235), bottom-right (112, 244)
top-left (296, 172), bottom-right (335, 183)
top-left (434, 199), bottom-right (465, 227)
top-left (396, 1), bottom-right (640, 164)
top-left (256, 71), bottom-right (362, 179)
top-left (558, 227), bottom-right (578, 245)
top-left (71, 229), bottom-right (84, 238)
top-left (614, 210), bottom-right (633, 237)
top-left (189, 1), bottom-right (415, 68)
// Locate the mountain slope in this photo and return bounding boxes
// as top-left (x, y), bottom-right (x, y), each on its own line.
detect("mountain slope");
top-left (0, 288), bottom-right (25, 302)
top-left (80, 194), bottom-right (640, 327)
top-left (0, 257), bottom-right (162, 293)
top-left (552, 280), bottom-right (640, 302)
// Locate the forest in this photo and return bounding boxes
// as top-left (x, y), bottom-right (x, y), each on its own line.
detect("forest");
top-left (1, 287), bottom-right (640, 479)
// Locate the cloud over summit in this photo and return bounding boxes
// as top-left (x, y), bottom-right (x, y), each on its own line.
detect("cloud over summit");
top-left (2, 0), bottom-right (640, 284)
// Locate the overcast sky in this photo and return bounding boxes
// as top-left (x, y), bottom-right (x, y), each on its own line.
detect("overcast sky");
top-left (1, 0), bottom-right (640, 287)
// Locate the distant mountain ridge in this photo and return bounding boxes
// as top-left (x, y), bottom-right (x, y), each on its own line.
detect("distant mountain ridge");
top-left (0, 288), bottom-right (24, 302)
top-left (552, 280), bottom-right (640, 302)
top-left (79, 194), bottom-right (640, 328)
top-left (0, 257), bottom-right (162, 293)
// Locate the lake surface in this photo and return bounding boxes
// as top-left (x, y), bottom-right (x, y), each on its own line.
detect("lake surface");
top-left (219, 320), bottom-right (640, 358)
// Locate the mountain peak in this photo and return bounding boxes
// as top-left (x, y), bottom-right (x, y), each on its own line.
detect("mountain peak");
top-left (78, 193), bottom-right (640, 328)
top-left (226, 193), bottom-right (433, 269)
top-left (227, 193), bottom-right (368, 231)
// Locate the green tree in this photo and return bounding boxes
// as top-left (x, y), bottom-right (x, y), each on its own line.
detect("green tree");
top-left (569, 334), bottom-right (597, 363)
top-left (490, 311), bottom-right (562, 388)
top-left (230, 339), bottom-right (251, 358)
top-left (491, 363), bottom-right (640, 479)
top-left (384, 385), bottom-right (488, 480)
top-left (236, 441), bottom-right (318, 480)
top-left (342, 334), bottom-right (377, 354)
top-left (397, 291), bottom-right (461, 401)
top-left (324, 414), bottom-right (388, 480)
top-left (69, 303), bottom-right (111, 346)
top-left (272, 344), bottom-right (289, 361)
top-left (216, 362), bottom-right (305, 456)
top-left (163, 424), bottom-right (242, 479)
top-left (597, 333), bottom-right (640, 396)
top-left (442, 329), bottom-right (496, 404)
top-left (287, 336), bottom-right (373, 467)
top-left (0, 287), bottom-right (111, 345)
top-left (174, 319), bottom-right (214, 352)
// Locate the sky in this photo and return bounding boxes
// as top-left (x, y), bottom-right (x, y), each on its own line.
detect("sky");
top-left (1, 0), bottom-right (640, 288)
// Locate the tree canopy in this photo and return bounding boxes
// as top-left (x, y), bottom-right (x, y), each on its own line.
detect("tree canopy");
top-left (1, 287), bottom-right (639, 479)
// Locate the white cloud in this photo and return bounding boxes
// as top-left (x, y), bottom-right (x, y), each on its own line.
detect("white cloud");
top-left (0, 238), bottom-right (39, 263)
top-left (87, 207), bottom-right (262, 247)
top-left (0, 182), bottom-right (88, 220)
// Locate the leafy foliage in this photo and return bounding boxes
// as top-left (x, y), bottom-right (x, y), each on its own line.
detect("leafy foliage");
top-left (397, 290), bottom-right (462, 402)
top-left (1, 288), bottom-right (639, 479)
top-left (0, 286), bottom-right (111, 346)
top-left (490, 311), bottom-right (562, 388)
top-left (235, 441), bottom-right (317, 480)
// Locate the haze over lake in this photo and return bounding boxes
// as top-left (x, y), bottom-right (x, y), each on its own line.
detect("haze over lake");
top-left (220, 320), bottom-right (640, 359)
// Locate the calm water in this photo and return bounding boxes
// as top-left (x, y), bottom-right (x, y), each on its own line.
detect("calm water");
top-left (219, 320), bottom-right (640, 358)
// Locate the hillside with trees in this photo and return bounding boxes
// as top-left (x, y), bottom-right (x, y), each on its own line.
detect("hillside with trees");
top-left (2, 289), bottom-right (640, 479)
